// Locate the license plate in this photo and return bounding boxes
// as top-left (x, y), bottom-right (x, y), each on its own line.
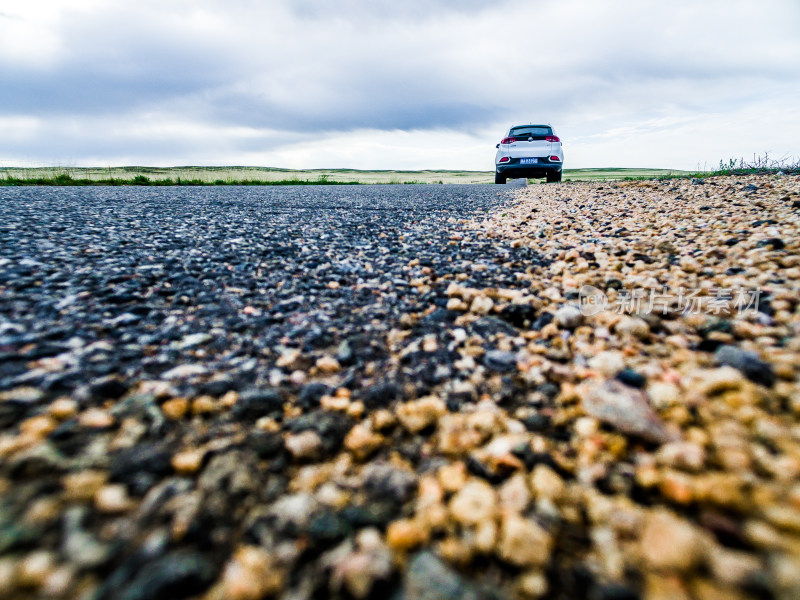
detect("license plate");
top-left (520, 158), bottom-right (539, 164)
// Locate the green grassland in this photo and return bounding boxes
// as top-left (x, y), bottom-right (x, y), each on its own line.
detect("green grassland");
top-left (0, 165), bottom-right (689, 185)
top-left (561, 168), bottom-right (687, 181)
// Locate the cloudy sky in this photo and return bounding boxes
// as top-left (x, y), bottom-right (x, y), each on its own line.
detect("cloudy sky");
top-left (1, 0), bottom-right (799, 171)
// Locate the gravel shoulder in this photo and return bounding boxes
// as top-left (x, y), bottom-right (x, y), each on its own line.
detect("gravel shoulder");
top-left (1, 177), bottom-right (799, 600)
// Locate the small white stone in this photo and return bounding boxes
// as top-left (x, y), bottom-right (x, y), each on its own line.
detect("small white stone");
top-left (499, 473), bottom-right (531, 513)
top-left (588, 351), bottom-right (625, 376)
top-left (518, 570), bottom-right (548, 598)
top-left (289, 370), bottom-right (307, 385)
top-left (452, 328), bottom-right (468, 343)
top-left (656, 441), bottom-right (706, 472)
top-left (555, 305), bottom-right (583, 329)
top-left (708, 546), bottom-right (762, 586)
top-left (470, 295), bottom-right (494, 315)
top-left (285, 431), bottom-right (323, 460)
top-left (574, 416), bottom-right (599, 437)
top-left (95, 484), bottom-right (133, 513)
top-left (161, 364), bottom-right (207, 379)
top-left (276, 348), bottom-right (302, 369)
top-left (647, 382), bottom-right (681, 408)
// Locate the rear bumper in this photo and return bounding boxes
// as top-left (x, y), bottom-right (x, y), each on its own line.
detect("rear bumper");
top-left (496, 158), bottom-right (562, 178)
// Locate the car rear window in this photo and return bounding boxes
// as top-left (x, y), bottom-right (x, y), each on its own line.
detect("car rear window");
top-left (509, 126), bottom-right (552, 138)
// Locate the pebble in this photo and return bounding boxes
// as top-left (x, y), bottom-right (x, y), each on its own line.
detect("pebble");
top-left (581, 379), bottom-right (673, 443)
top-left (175, 332), bottom-right (213, 350)
top-left (438, 462), bottom-right (468, 492)
top-left (344, 424), bottom-right (384, 460)
top-left (289, 370), bottom-right (308, 386)
top-left (469, 295), bottom-right (494, 315)
top-left (403, 550), bottom-right (486, 600)
top-left (498, 473), bottom-right (532, 513)
top-left (708, 546), bottom-right (762, 586)
top-left (362, 462), bottom-right (418, 504)
top-left (0, 386), bottom-right (44, 403)
top-left (269, 493), bottom-right (318, 531)
top-left (518, 570), bottom-right (548, 599)
top-left (647, 382), bottom-right (681, 408)
top-left (656, 441), bottom-right (706, 471)
top-left (41, 564), bottom-right (75, 597)
top-left (48, 398), bottom-right (79, 420)
top-left (396, 395), bottom-right (446, 433)
top-left (449, 479), bottom-right (497, 525)
top-left (315, 356), bottom-right (341, 373)
top-left (615, 368), bottom-right (646, 388)
top-left (62, 470), bottom-right (108, 502)
top-left (276, 348), bottom-right (302, 369)
top-left (20, 414), bottom-right (57, 438)
top-left (640, 509), bottom-right (706, 571)
top-left (171, 448), bottom-right (206, 474)
top-left (497, 513), bottom-right (553, 567)
top-left (316, 482), bottom-right (350, 509)
top-left (16, 551), bottom-right (55, 588)
top-left (94, 484), bottom-right (134, 513)
top-left (484, 349), bottom-right (518, 372)
top-left (555, 304), bottom-right (583, 329)
top-left (715, 344), bottom-right (776, 387)
top-left (386, 519), bottom-right (430, 551)
top-left (116, 549), bottom-right (215, 600)
top-left (768, 553), bottom-right (800, 597)
top-left (648, 574), bottom-right (696, 600)
top-left (588, 351), bottom-right (625, 376)
top-left (284, 430), bottom-right (323, 461)
top-left (695, 367), bottom-right (746, 396)
top-left (78, 408), bottom-right (115, 428)
top-left (326, 529), bottom-right (392, 598)
top-left (24, 496), bottom-right (61, 525)
top-left (615, 316), bottom-right (650, 338)
top-left (191, 395), bottom-right (217, 415)
top-left (447, 297), bottom-right (468, 311)
top-left (574, 416), bottom-right (599, 437)
top-left (161, 364), bottom-right (208, 379)
top-left (161, 397), bottom-right (189, 420)
top-left (530, 465), bottom-right (564, 500)
top-left (62, 506), bottom-right (114, 568)
top-left (205, 545), bottom-right (284, 600)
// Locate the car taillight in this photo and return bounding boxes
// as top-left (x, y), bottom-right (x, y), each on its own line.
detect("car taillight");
top-left (549, 155), bottom-right (561, 161)
top-left (500, 137), bottom-right (515, 145)
top-left (499, 157), bottom-right (510, 163)
top-left (545, 135), bottom-right (560, 142)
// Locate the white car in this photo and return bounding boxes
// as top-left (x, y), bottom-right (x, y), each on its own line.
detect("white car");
top-left (494, 124), bottom-right (563, 184)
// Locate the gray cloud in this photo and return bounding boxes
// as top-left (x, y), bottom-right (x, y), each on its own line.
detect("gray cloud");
top-left (1, 0), bottom-right (799, 168)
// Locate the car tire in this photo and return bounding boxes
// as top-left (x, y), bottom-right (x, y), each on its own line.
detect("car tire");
top-left (495, 172), bottom-right (507, 184)
top-left (546, 171), bottom-right (562, 183)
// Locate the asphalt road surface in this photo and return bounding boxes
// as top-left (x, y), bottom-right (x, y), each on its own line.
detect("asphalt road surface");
top-left (0, 185), bottom-right (548, 600)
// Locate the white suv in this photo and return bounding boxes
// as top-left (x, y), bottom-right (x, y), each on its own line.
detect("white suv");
top-left (494, 124), bottom-right (563, 184)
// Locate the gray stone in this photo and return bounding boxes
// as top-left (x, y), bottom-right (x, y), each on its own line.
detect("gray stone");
top-left (62, 507), bottom-right (115, 568)
top-left (715, 345), bottom-right (775, 387)
top-left (483, 350), bottom-right (518, 373)
top-left (582, 380), bottom-right (673, 444)
top-left (404, 551), bottom-right (504, 600)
